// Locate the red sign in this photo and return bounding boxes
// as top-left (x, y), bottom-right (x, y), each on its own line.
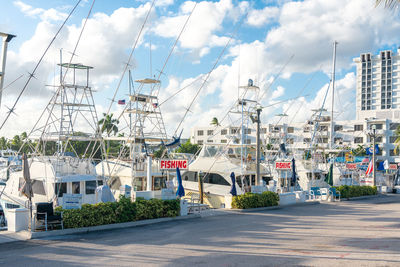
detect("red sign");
top-left (346, 163), bottom-right (357, 170)
top-left (389, 164), bottom-right (398, 170)
top-left (275, 162), bottom-right (291, 169)
top-left (160, 159), bottom-right (188, 170)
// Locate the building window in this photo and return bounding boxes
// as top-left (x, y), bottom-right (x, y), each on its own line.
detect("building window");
top-left (390, 136), bottom-right (397, 143)
top-left (246, 139), bottom-right (251, 144)
top-left (261, 128), bottom-right (267, 134)
top-left (390, 149), bottom-right (398, 156)
top-left (221, 129), bottom-right (227, 135)
top-left (390, 123), bottom-right (400, 130)
top-left (287, 138), bottom-right (294, 144)
top-left (197, 130), bottom-right (204, 136)
top-left (197, 140), bottom-right (203, 145)
top-left (287, 127), bottom-right (294, 133)
top-left (221, 139), bottom-right (227, 143)
top-left (230, 128), bottom-right (239, 134)
top-left (354, 137), bottom-right (363, 144)
top-left (334, 137), bottom-right (343, 143)
top-left (334, 125), bottom-right (343, 131)
top-left (375, 136), bottom-right (382, 143)
top-left (245, 128), bottom-right (251, 134)
top-left (319, 125), bottom-right (328, 131)
top-left (303, 138), bottom-right (311, 143)
top-left (354, 125), bottom-right (363, 131)
top-left (207, 130), bottom-right (213, 136)
top-left (207, 140), bottom-right (213, 143)
top-left (372, 124), bottom-right (383, 130)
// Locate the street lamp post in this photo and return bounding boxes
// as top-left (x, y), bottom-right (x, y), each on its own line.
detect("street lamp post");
top-left (255, 106), bottom-right (262, 186)
top-left (372, 125), bottom-right (376, 187)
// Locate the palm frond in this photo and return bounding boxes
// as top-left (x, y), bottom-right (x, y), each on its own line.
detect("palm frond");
top-left (376, 0), bottom-right (400, 8)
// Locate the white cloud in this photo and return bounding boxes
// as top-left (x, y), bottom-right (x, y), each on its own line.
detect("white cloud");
top-left (13, 1), bottom-right (67, 21)
top-left (152, 0), bottom-right (239, 57)
top-left (246, 6), bottom-right (280, 27)
top-left (264, 0), bottom-right (400, 75)
top-left (281, 72), bottom-right (356, 124)
top-left (271, 86), bottom-right (285, 99)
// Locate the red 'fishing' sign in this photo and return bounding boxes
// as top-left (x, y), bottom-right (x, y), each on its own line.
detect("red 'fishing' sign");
top-left (160, 159), bottom-right (188, 170)
top-left (275, 162), bottom-right (291, 169)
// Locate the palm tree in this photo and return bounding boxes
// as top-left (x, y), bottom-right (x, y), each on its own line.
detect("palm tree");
top-left (376, 0), bottom-right (400, 8)
top-left (394, 125), bottom-right (400, 154)
top-left (210, 117), bottom-right (220, 126)
top-left (98, 113), bottom-right (119, 137)
top-left (98, 113), bottom-right (119, 155)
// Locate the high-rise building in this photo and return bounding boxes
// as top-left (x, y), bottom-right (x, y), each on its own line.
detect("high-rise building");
top-left (354, 48), bottom-right (400, 120)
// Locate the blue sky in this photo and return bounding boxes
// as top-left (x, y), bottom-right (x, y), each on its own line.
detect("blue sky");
top-left (0, 0), bottom-right (400, 138)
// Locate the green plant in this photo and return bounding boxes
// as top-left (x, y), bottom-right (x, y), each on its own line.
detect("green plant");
top-left (231, 191), bottom-right (279, 209)
top-left (333, 185), bottom-right (377, 199)
top-left (55, 197), bottom-right (180, 229)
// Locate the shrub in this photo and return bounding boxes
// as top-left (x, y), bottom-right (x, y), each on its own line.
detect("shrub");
top-left (333, 185), bottom-right (377, 199)
top-left (231, 191), bottom-right (279, 209)
top-left (55, 197), bottom-right (180, 229)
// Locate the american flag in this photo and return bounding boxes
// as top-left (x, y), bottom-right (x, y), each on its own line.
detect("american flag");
top-left (365, 160), bottom-right (373, 176)
top-left (118, 99), bottom-right (125, 105)
top-left (152, 103), bottom-right (158, 108)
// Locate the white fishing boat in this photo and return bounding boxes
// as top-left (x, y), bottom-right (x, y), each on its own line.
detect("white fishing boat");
top-left (0, 60), bottom-right (106, 227)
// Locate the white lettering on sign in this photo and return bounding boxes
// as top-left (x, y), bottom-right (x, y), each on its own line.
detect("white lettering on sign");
top-left (275, 162), bottom-right (291, 169)
top-left (160, 159), bottom-right (188, 170)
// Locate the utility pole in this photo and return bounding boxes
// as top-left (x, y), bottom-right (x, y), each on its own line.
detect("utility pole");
top-left (255, 106), bottom-right (262, 186)
top-left (0, 32), bottom-right (16, 108)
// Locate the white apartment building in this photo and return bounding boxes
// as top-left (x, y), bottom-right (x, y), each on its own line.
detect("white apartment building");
top-left (354, 48), bottom-right (400, 120)
top-left (191, 48), bottom-right (400, 164)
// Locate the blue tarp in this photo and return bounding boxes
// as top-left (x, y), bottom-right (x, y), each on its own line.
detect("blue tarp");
top-left (229, 172), bottom-right (237, 196)
top-left (176, 167), bottom-right (185, 198)
top-left (291, 158), bottom-right (297, 184)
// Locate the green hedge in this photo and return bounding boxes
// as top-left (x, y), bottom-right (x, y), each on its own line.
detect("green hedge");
top-left (333, 185), bottom-right (377, 199)
top-left (55, 196), bottom-right (180, 229)
top-left (231, 191), bottom-right (279, 209)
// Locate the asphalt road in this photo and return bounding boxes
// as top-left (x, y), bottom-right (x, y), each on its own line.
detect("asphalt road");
top-left (1, 195), bottom-right (400, 267)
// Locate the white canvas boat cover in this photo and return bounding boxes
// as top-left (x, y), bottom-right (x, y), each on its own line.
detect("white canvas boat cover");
top-left (96, 185), bottom-right (115, 203)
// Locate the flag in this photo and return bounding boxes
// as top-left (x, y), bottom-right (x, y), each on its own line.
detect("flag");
top-left (365, 160), bottom-right (373, 176)
top-left (378, 161), bottom-right (385, 171)
top-left (366, 145), bottom-right (379, 155)
top-left (118, 99), bottom-right (125, 105)
top-left (325, 163), bottom-right (333, 186)
top-left (383, 159), bottom-right (389, 170)
top-left (152, 103), bottom-right (158, 108)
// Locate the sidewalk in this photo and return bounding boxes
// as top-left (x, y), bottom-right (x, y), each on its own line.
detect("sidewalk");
top-left (0, 230), bottom-right (30, 244)
top-left (0, 200), bottom-right (339, 244)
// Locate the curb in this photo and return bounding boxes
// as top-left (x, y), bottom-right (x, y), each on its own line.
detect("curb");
top-left (23, 214), bottom-right (201, 240)
top-left (228, 201), bottom-right (319, 213)
top-left (340, 194), bottom-right (383, 201)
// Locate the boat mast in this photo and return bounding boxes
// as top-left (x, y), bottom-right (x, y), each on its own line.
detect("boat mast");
top-left (330, 41), bottom-right (338, 149)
